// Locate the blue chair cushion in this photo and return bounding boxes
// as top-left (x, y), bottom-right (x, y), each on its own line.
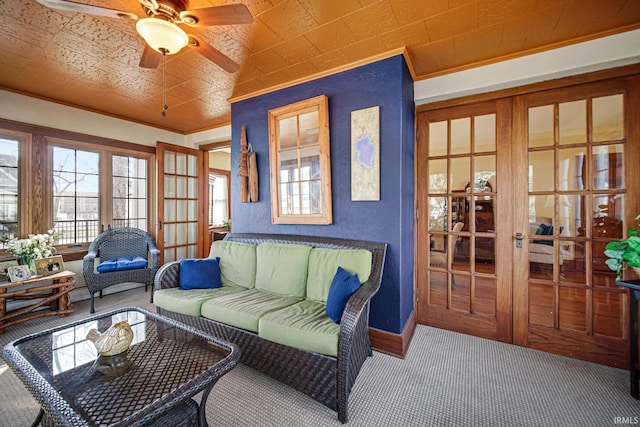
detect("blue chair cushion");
top-left (179, 257), bottom-right (222, 290)
top-left (325, 266), bottom-right (360, 324)
top-left (97, 256), bottom-right (148, 273)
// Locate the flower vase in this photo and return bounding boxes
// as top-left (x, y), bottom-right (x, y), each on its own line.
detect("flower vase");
top-left (18, 256), bottom-right (36, 274)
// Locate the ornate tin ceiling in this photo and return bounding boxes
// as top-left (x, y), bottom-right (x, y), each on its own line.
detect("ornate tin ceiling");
top-left (0, 0), bottom-right (638, 133)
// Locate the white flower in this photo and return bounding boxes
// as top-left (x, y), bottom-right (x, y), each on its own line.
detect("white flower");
top-left (5, 229), bottom-right (61, 262)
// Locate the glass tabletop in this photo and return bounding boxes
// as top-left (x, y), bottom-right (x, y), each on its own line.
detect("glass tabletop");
top-left (2, 307), bottom-right (239, 427)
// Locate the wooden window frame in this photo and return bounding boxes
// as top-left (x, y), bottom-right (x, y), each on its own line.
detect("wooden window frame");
top-left (0, 119), bottom-right (156, 261)
top-left (268, 95), bottom-right (332, 225)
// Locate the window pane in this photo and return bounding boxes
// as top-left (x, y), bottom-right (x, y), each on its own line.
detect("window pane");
top-left (112, 155), bottom-right (148, 231)
top-left (0, 137), bottom-right (19, 246)
top-left (53, 147), bottom-right (100, 244)
top-left (208, 173), bottom-right (229, 227)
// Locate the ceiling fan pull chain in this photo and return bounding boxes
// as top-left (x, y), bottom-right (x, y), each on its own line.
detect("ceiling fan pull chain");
top-left (161, 48), bottom-right (168, 117)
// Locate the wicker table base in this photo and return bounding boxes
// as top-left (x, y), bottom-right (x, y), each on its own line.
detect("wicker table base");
top-left (3, 307), bottom-right (239, 427)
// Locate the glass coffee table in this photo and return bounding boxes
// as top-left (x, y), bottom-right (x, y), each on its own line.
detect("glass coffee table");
top-left (2, 307), bottom-right (239, 427)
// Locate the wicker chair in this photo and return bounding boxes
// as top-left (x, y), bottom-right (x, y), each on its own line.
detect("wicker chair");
top-left (83, 227), bottom-right (160, 313)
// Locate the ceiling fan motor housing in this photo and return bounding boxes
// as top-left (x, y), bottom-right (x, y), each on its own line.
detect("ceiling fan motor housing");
top-left (140, 0), bottom-right (188, 23)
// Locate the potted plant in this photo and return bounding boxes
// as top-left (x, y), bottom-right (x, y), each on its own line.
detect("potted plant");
top-left (604, 214), bottom-right (640, 279)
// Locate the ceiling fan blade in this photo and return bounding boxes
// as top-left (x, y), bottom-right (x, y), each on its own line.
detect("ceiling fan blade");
top-left (36, 0), bottom-right (138, 20)
top-left (180, 4), bottom-right (253, 27)
top-left (187, 35), bottom-right (239, 73)
top-left (139, 45), bottom-right (161, 69)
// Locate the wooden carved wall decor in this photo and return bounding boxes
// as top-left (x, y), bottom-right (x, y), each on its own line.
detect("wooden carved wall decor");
top-left (238, 125), bottom-right (258, 203)
top-left (248, 142), bottom-right (258, 202)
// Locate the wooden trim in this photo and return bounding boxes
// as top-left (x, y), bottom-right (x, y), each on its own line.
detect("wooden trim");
top-left (0, 118), bottom-right (156, 154)
top-left (199, 140), bottom-right (231, 151)
top-left (369, 309), bottom-right (417, 358)
top-left (417, 63), bottom-right (640, 113)
top-left (268, 95), bottom-right (332, 225)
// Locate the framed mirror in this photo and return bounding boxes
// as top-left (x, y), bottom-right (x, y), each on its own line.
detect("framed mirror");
top-left (268, 95), bottom-right (332, 224)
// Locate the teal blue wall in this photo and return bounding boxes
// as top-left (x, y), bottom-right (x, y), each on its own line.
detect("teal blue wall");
top-left (230, 55), bottom-right (415, 334)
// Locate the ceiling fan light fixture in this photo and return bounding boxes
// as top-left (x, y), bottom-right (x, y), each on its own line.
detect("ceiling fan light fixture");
top-left (136, 18), bottom-right (188, 55)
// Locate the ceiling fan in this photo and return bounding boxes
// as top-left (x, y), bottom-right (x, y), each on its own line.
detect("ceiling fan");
top-left (36, 0), bottom-right (253, 73)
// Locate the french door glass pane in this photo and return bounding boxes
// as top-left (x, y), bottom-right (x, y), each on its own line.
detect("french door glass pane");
top-left (528, 105), bottom-right (554, 147)
top-left (593, 94), bottom-right (623, 141)
top-left (474, 114), bottom-right (496, 152)
top-left (428, 197), bottom-right (447, 231)
top-left (164, 152), bottom-right (175, 174)
top-left (559, 100), bottom-right (586, 145)
top-left (528, 150), bottom-right (554, 192)
top-left (450, 118), bottom-right (470, 155)
top-left (558, 147), bottom-right (586, 190)
top-left (450, 157), bottom-right (470, 191)
top-left (429, 121), bottom-right (447, 156)
top-left (593, 144), bottom-right (623, 190)
top-left (176, 153), bottom-right (187, 175)
top-left (428, 159), bottom-right (446, 193)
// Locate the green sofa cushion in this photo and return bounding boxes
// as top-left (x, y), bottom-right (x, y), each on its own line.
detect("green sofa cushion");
top-left (259, 299), bottom-right (340, 357)
top-left (154, 286), bottom-right (245, 317)
top-left (209, 241), bottom-right (257, 289)
top-left (255, 242), bottom-right (312, 298)
top-left (200, 289), bottom-right (301, 333)
top-left (306, 248), bottom-right (372, 302)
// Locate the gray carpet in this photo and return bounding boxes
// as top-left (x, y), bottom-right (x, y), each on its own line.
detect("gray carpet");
top-left (1, 286), bottom-right (638, 426)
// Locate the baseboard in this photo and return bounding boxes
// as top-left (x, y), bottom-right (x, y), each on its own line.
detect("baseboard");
top-left (369, 309), bottom-right (417, 358)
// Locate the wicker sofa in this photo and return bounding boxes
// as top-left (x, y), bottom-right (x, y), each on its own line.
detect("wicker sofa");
top-left (153, 233), bottom-right (387, 423)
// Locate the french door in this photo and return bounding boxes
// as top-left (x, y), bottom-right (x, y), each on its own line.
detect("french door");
top-left (512, 78), bottom-right (640, 367)
top-left (417, 74), bottom-right (640, 367)
top-left (416, 99), bottom-right (514, 342)
top-left (157, 142), bottom-right (208, 263)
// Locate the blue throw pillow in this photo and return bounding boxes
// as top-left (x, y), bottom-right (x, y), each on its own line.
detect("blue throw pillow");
top-left (325, 266), bottom-right (360, 324)
top-left (533, 224), bottom-right (563, 246)
top-left (179, 258), bottom-right (222, 290)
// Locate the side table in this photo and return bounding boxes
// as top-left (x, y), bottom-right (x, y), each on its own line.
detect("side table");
top-left (0, 270), bottom-right (75, 334)
top-left (615, 278), bottom-right (640, 399)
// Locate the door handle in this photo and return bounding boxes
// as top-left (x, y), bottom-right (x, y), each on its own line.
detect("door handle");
top-left (515, 233), bottom-right (524, 248)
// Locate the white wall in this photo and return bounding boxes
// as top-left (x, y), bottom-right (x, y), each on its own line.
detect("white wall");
top-left (0, 90), bottom-right (232, 146)
top-left (414, 29), bottom-right (640, 105)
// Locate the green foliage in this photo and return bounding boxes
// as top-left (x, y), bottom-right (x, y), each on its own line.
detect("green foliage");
top-left (604, 214), bottom-right (640, 279)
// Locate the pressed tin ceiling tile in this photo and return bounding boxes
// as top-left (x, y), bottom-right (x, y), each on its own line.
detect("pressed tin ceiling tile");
top-left (424, 2), bottom-right (479, 43)
top-left (304, 20), bottom-right (357, 54)
top-left (271, 35), bottom-right (321, 64)
top-left (0, 0), bottom-right (636, 133)
top-left (342, 1), bottom-right (399, 41)
top-left (259, 0), bottom-right (317, 40)
top-left (297, 0), bottom-right (361, 25)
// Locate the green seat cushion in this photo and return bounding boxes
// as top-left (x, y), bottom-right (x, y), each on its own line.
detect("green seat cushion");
top-left (200, 289), bottom-right (301, 333)
top-left (153, 286), bottom-right (245, 317)
top-left (209, 241), bottom-right (257, 289)
top-left (254, 242), bottom-right (312, 298)
top-left (259, 300), bottom-right (340, 357)
top-left (306, 248), bottom-right (372, 302)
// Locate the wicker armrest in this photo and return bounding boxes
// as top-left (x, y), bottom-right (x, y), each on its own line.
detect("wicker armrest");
top-left (154, 261), bottom-right (181, 291)
top-left (149, 244), bottom-right (161, 268)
